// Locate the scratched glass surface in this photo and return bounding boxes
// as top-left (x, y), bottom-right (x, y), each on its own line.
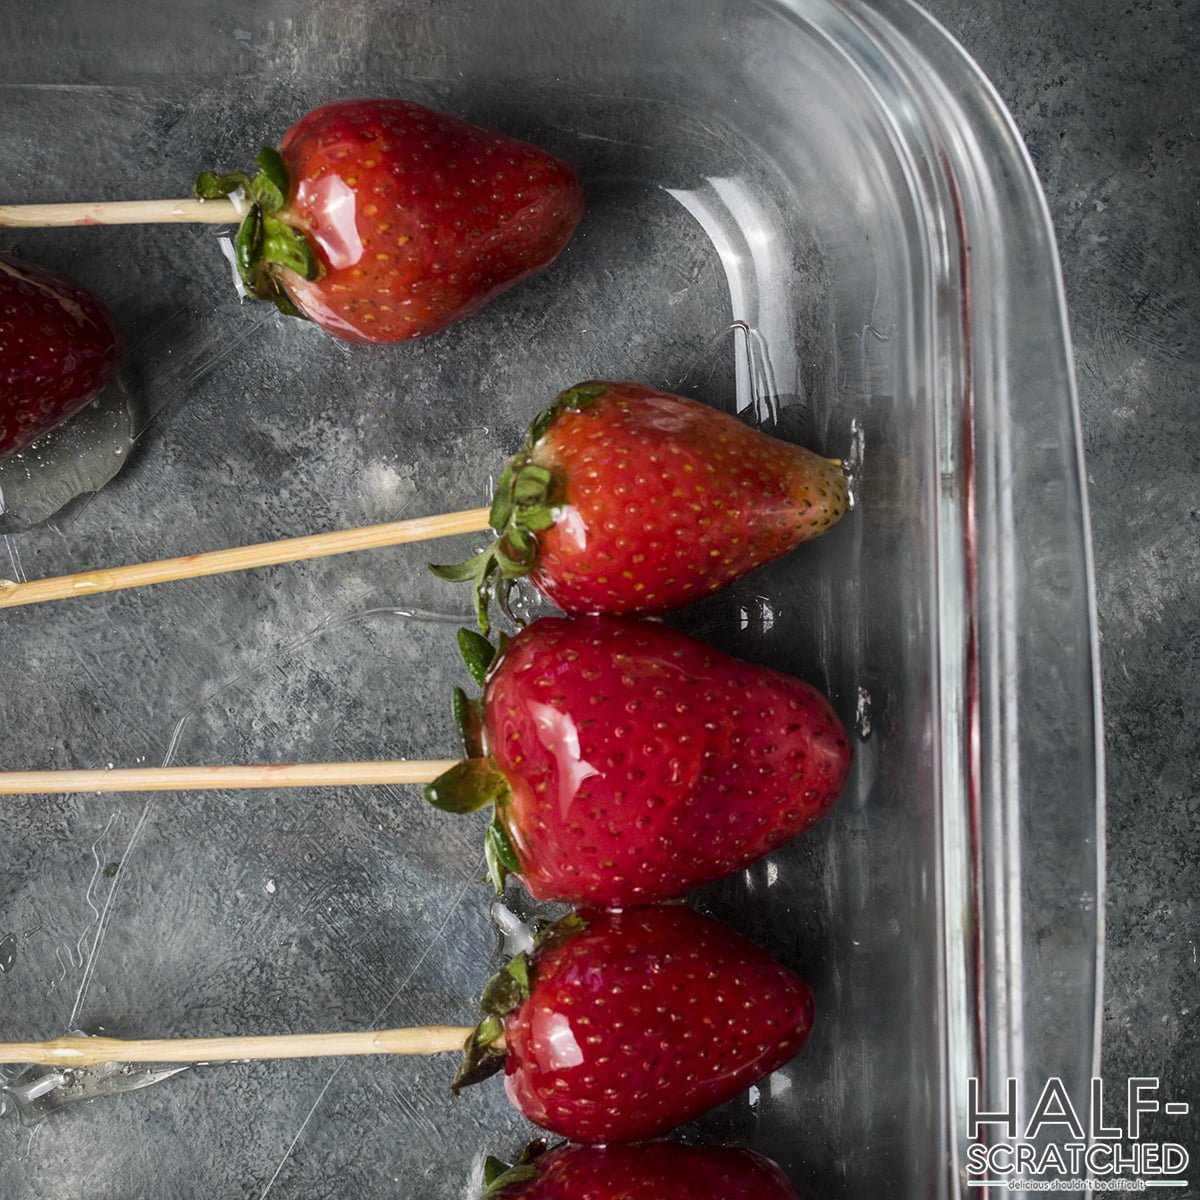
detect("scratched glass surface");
top-left (0, 2), bottom-right (1100, 1198)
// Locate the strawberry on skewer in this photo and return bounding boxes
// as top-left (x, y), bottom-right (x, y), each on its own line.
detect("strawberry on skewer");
top-left (0, 382), bottom-right (848, 613)
top-left (0, 255), bottom-right (122, 458)
top-left (0, 99), bottom-right (583, 345)
top-left (196, 100), bottom-right (584, 342)
top-left (0, 615), bottom-right (849, 909)
top-left (0, 907), bottom-right (815, 1148)
top-left (481, 1142), bottom-right (804, 1200)
top-left (439, 380), bottom-right (850, 630)
top-left (428, 614), bottom-right (852, 906)
top-left (455, 906), bottom-right (815, 1144)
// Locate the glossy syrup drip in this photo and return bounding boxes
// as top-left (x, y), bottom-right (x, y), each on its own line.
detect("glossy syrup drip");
top-left (0, 1048), bottom-right (193, 1125)
top-left (0, 377), bottom-right (135, 534)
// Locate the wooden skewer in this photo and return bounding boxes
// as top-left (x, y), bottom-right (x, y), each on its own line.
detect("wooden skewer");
top-left (0, 1025), bottom-right (478, 1066)
top-left (0, 198), bottom-right (241, 228)
top-left (0, 506), bottom-right (493, 610)
top-left (0, 760), bottom-right (457, 796)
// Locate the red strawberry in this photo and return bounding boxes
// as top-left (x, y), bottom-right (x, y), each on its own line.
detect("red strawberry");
top-left (432, 381), bottom-right (848, 631)
top-left (483, 1142), bottom-right (803, 1199)
top-left (455, 906), bottom-right (815, 1144)
top-left (196, 100), bottom-right (583, 343)
top-left (426, 615), bottom-right (851, 907)
top-left (0, 255), bottom-right (122, 459)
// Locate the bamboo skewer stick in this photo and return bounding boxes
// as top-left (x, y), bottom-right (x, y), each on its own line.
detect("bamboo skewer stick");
top-left (0, 198), bottom-right (241, 228)
top-left (0, 760), bottom-right (457, 796)
top-left (0, 1025), bottom-right (479, 1066)
top-left (0, 506), bottom-right (493, 610)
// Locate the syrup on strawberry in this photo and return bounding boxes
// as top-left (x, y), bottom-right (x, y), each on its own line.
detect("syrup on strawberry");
top-left (426, 615), bottom-right (851, 906)
top-left (432, 381), bottom-right (849, 631)
top-left (456, 906), bottom-right (815, 1144)
top-left (196, 100), bottom-right (583, 343)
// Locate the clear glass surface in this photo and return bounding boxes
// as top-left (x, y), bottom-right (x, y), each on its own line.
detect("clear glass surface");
top-left (0, 1), bottom-right (1102, 1197)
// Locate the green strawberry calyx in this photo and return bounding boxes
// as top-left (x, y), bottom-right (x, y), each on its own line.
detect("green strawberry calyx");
top-left (428, 381), bottom-right (609, 634)
top-left (194, 146), bottom-right (322, 317)
top-left (453, 915), bottom-right (588, 1095)
top-left (452, 952), bottom-right (528, 1094)
top-left (480, 1142), bottom-right (548, 1197)
top-left (425, 627), bottom-right (521, 893)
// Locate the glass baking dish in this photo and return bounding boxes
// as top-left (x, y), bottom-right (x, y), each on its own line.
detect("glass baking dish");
top-left (0, 1), bottom-right (1103, 1196)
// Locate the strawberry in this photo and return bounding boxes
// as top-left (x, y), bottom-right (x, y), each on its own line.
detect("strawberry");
top-left (426, 615), bottom-right (851, 907)
top-left (455, 906), bottom-right (815, 1144)
top-left (482, 1142), bottom-right (803, 1199)
top-left (0, 255), bottom-right (122, 459)
top-left (195, 99), bottom-right (583, 343)
top-left (432, 381), bottom-right (848, 631)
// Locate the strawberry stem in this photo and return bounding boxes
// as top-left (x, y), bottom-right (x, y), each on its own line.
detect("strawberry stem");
top-left (452, 1015), bottom-right (508, 1093)
top-left (194, 147), bottom-right (323, 317)
top-left (454, 952), bottom-right (535, 1094)
top-left (453, 913), bottom-right (591, 1095)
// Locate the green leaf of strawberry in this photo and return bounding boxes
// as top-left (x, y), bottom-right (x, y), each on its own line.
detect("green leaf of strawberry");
top-left (482, 1159), bottom-right (541, 1197)
top-left (480, 1142), bottom-right (548, 1197)
top-left (479, 952), bottom-right (530, 1015)
top-left (194, 170), bottom-right (251, 200)
top-left (251, 147), bottom-right (289, 212)
top-left (452, 1014), bottom-right (507, 1094)
top-left (552, 382), bottom-right (608, 413)
top-left (482, 1157), bottom-right (511, 1189)
top-left (259, 214), bottom-right (319, 281)
top-left (451, 688), bottom-right (485, 758)
top-left (424, 759), bottom-right (510, 815)
top-left (234, 205), bottom-right (263, 288)
top-left (429, 551), bottom-right (500, 634)
top-left (482, 1165), bottom-right (539, 1197)
top-left (457, 627), bottom-right (497, 686)
top-left (429, 551), bottom-right (493, 585)
top-left (484, 818), bottom-right (521, 893)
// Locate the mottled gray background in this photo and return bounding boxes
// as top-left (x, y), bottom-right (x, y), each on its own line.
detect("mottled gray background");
top-left (926, 0), bottom-right (1199, 1173)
